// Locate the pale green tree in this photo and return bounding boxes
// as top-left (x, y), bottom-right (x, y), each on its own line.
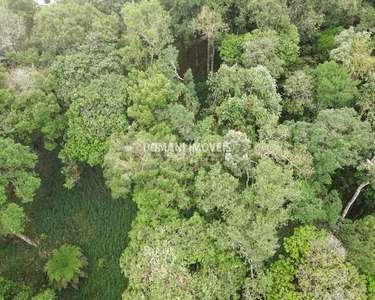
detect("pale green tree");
top-left (194, 163), bottom-right (240, 213)
top-left (132, 177), bottom-right (192, 227)
top-left (242, 271), bottom-right (272, 300)
top-left (242, 30), bottom-right (283, 77)
top-left (287, 0), bottom-right (326, 40)
top-left (269, 226), bottom-right (367, 300)
top-left (287, 0), bottom-right (361, 40)
top-left (242, 26), bottom-right (300, 76)
top-left (104, 130), bottom-right (195, 205)
top-left (3, 0), bottom-right (39, 30)
top-left (166, 104), bottom-right (195, 140)
top-left (254, 116), bottom-right (314, 179)
top-left (0, 11), bottom-right (26, 54)
top-left (193, 5), bottom-right (228, 73)
top-left (82, 0), bottom-right (127, 14)
top-left (220, 26), bottom-right (299, 75)
top-left (287, 109), bottom-right (374, 225)
top-left (122, 0), bottom-right (173, 66)
top-left (121, 214), bottom-right (246, 300)
top-left (5, 68), bottom-right (36, 92)
top-left (104, 131), bottom-right (163, 199)
top-left (208, 64), bottom-right (281, 134)
top-left (331, 27), bottom-right (375, 79)
top-left (223, 130), bottom-right (252, 179)
top-left (218, 159), bottom-right (300, 273)
top-left (283, 70), bottom-right (314, 116)
top-left (357, 2), bottom-right (375, 32)
top-left (126, 62), bottom-right (198, 131)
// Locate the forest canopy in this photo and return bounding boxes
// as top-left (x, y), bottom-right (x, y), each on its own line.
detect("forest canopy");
top-left (1, 0), bottom-right (375, 299)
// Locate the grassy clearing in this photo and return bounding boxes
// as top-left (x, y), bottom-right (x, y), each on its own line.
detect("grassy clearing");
top-left (1, 149), bottom-right (136, 299)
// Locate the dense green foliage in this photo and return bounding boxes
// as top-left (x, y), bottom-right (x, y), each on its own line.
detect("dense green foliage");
top-left (0, 89), bottom-right (65, 150)
top-left (269, 226), bottom-right (367, 299)
top-left (31, 0), bottom-right (119, 57)
top-left (0, 137), bottom-right (40, 237)
top-left (340, 216), bottom-right (375, 275)
top-left (2, 0), bottom-right (375, 299)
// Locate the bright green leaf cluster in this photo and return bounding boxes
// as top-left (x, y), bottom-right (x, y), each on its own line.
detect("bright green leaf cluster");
top-left (45, 244), bottom-right (88, 291)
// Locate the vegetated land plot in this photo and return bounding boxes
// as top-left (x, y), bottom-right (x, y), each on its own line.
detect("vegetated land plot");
top-left (1, 149), bottom-right (136, 300)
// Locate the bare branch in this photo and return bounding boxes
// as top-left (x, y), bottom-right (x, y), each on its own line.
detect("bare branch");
top-left (341, 181), bottom-right (370, 219)
top-left (14, 233), bottom-right (39, 247)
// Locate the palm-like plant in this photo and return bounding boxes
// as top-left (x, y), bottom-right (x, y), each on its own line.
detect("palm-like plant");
top-left (45, 244), bottom-right (88, 290)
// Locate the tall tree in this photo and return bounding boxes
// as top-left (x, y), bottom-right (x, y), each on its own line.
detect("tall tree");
top-left (193, 5), bottom-right (228, 74)
top-left (122, 0), bottom-right (173, 66)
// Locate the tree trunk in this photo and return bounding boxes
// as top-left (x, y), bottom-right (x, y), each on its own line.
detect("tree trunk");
top-left (206, 40), bottom-right (210, 76)
top-left (341, 181), bottom-right (370, 219)
top-left (14, 233), bottom-right (38, 247)
top-left (195, 42), bottom-right (199, 67)
top-left (211, 43), bottom-right (215, 73)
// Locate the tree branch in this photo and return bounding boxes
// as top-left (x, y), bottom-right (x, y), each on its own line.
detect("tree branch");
top-left (14, 233), bottom-right (39, 247)
top-left (171, 61), bottom-right (184, 81)
top-left (341, 181), bottom-right (370, 219)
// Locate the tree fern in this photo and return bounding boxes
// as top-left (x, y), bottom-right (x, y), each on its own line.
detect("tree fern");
top-left (45, 244), bottom-right (88, 290)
